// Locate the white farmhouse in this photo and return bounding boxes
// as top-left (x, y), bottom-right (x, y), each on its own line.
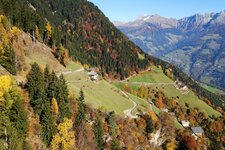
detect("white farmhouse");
top-left (87, 70), bottom-right (98, 81)
top-left (181, 120), bottom-right (190, 128)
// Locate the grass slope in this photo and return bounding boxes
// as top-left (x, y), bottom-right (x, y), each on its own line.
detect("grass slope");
top-left (200, 83), bottom-right (225, 95)
top-left (13, 32), bottom-right (132, 116)
top-left (129, 66), bottom-right (173, 83)
top-left (119, 66), bottom-right (221, 118)
top-left (126, 93), bottom-right (151, 115)
top-left (64, 70), bottom-right (133, 116)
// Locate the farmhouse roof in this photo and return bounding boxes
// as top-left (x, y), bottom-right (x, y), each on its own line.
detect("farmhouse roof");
top-left (191, 126), bottom-right (204, 134)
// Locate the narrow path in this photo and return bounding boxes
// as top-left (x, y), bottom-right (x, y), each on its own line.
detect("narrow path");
top-left (121, 74), bottom-right (136, 82)
top-left (56, 68), bottom-right (84, 77)
top-left (120, 90), bottom-right (138, 118)
top-left (123, 81), bottom-right (175, 86)
top-left (121, 67), bottom-right (151, 82)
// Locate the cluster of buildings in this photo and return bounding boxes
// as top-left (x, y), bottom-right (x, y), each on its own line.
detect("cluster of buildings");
top-left (161, 108), bottom-right (204, 140)
top-left (180, 120), bottom-right (204, 140)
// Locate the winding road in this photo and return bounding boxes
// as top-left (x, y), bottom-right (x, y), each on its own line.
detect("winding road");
top-left (119, 90), bottom-right (138, 118)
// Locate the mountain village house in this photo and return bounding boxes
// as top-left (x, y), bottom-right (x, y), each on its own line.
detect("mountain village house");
top-left (87, 68), bottom-right (99, 81)
top-left (191, 126), bottom-right (204, 139)
top-left (181, 120), bottom-right (190, 128)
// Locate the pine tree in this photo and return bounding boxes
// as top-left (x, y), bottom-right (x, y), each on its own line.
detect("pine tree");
top-left (146, 116), bottom-right (154, 133)
top-left (93, 117), bottom-right (104, 150)
top-left (75, 90), bottom-right (86, 126)
top-left (111, 138), bottom-right (119, 150)
top-left (106, 111), bottom-right (117, 137)
top-left (57, 74), bottom-right (71, 122)
top-left (9, 97), bottom-right (28, 135)
top-left (40, 100), bottom-right (56, 145)
top-left (26, 63), bottom-right (45, 116)
top-left (47, 71), bottom-right (58, 100)
top-left (0, 46), bottom-right (16, 75)
top-left (44, 65), bottom-right (50, 89)
top-left (0, 112), bottom-right (24, 150)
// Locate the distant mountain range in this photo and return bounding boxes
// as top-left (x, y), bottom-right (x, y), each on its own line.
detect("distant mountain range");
top-left (115, 11), bottom-right (225, 91)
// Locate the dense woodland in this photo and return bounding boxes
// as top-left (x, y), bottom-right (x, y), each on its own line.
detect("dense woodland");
top-left (0, 0), bottom-right (225, 149)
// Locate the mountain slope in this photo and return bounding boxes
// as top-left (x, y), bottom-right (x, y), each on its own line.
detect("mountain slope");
top-left (0, 0), bottom-right (150, 79)
top-left (0, 0), bottom-right (224, 108)
top-left (0, 1), bottom-right (225, 149)
top-left (115, 11), bottom-right (225, 91)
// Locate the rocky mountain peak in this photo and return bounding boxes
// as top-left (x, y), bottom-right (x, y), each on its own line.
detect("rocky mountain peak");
top-left (114, 14), bottom-right (177, 29)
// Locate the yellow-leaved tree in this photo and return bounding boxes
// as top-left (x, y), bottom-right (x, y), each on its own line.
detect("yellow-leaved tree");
top-left (166, 139), bottom-right (177, 150)
top-left (148, 111), bottom-right (158, 122)
top-left (0, 15), bottom-right (10, 31)
top-left (45, 21), bottom-right (52, 40)
top-left (0, 23), bottom-right (9, 46)
top-left (11, 26), bottom-right (21, 41)
top-left (0, 75), bottom-right (12, 106)
top-left (51, 98), bottom-right (59, 124)
top-left (58, 44), bottom-right (69, 66)
top-left (35, 25), bottom-right (40, 40)
top-left (50, 118), bottom-right (75, 150)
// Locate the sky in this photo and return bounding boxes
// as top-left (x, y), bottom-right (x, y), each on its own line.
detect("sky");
top-left (88, 0), bottom-right (225, 22)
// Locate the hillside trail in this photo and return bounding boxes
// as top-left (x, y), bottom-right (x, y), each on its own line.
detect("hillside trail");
top-left (120, 90), bottom-right (138, 118)
top-left (56, 68), bottom-right (84, 77)
top-left (123, 81), bottom-right (175, 86)
top-left (121, 67), bottom-right (151, 82)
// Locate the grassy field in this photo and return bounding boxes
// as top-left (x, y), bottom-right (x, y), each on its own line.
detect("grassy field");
top-left (179, 91), bottom-right (221, 117)
top-left (20, 33), bottom-right (133, 116)
top-left (126, 93), bottom-right (151, 115)
top-left (129, 66), bottom-right (174, 83)
top-left (67, 61), bottom-right (82, 70)
top-left (113, 82), bottom-right (139, 91)
top-left (64, 70), bottom-right (133, 116)
top-left (200, 83), bottom-right (225, 95)
top-left (119, 66), bottom-right (222, 118)
top-left (148, 84), bottom-right (221, 117)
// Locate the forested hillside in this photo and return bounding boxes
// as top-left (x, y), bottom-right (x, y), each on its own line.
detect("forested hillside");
top-left (0, 0), bottom-right (224, 110)
top-left (0, 0), bottom-right (149, 79)
top-left (0, 0), bottom-right (224, 149)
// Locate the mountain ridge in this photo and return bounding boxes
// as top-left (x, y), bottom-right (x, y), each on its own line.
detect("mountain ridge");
top-left (115, 10), bottom-right (225, 29)
top-left (115, 10), bottom-right (225, 91)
